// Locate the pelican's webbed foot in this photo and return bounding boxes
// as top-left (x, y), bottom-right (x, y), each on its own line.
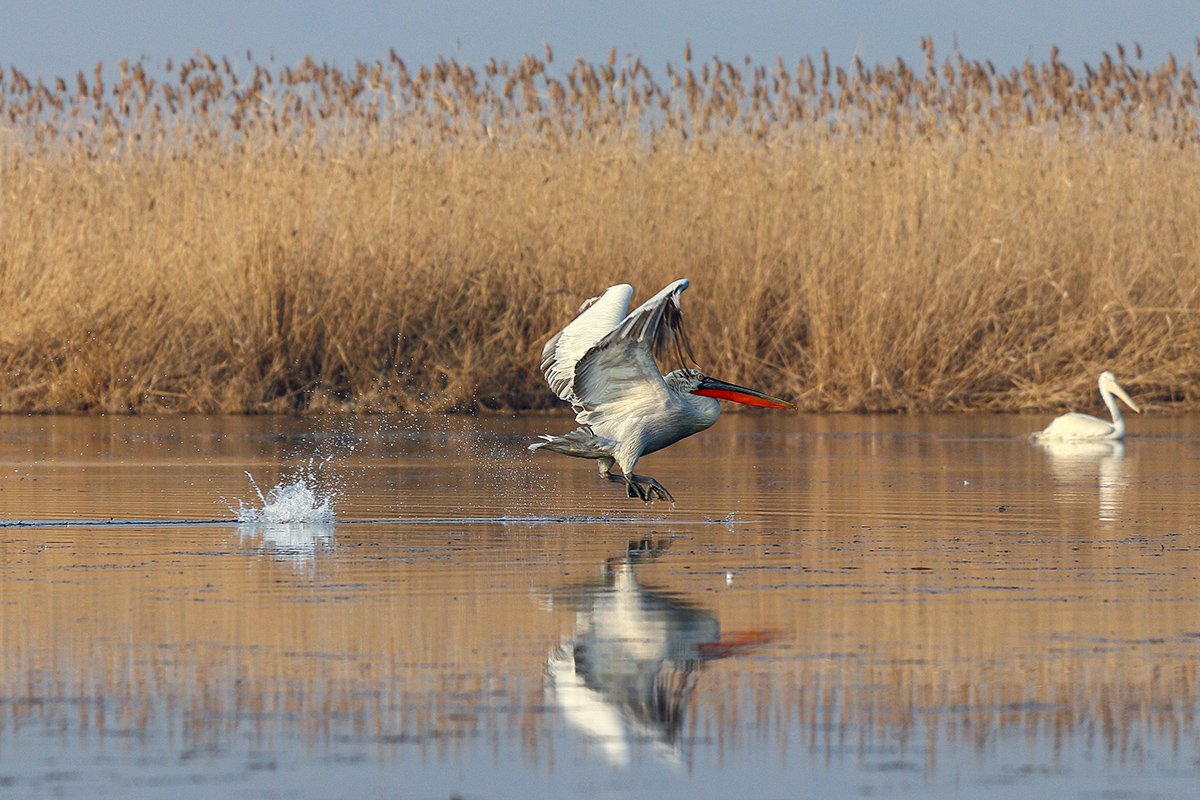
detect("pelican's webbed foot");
top-left (603, 469), bottom-right (674, 504)
top-left (627, 473), bottom-right (675, 504)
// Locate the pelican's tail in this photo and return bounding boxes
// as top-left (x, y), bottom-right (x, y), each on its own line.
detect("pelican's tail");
top-left (528, 427), bottom-right (615, 460)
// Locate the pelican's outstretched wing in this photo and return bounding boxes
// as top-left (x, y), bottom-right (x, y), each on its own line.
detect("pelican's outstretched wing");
top-left (540, 284), bottom-right (635, 405)
top-left (597, 278), bottom-right (690, 365)
top-left (572, 279), bottom-right (690, 426)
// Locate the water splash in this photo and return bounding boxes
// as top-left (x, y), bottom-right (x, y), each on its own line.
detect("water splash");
top-left (465, 421), bottom-right (549, 515)
top-left (228, 470), bottom-right (335, 524)
top-left (222, 417), bottom-right (366, 524)
top-left (219, 421), bottom-right (358, 567)
top-left (229, 471), bottom-right (336, 568)
top-left (702, 511), bottom-right (738, 530)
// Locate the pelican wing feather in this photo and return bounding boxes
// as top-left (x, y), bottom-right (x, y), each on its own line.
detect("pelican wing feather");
top-left (599, 279), bottom-right (690, 365)
top-left (540, 284), bottom-right (635, 405)
top-left (571, 279), bottom-right (690, 425)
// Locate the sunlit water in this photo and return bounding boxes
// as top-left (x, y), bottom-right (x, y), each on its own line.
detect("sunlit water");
top-left (1, 413), bottom-right (1199, 799)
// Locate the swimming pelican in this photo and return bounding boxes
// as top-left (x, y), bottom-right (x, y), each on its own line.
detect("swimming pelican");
top-left (1031, 371), bottom-right (1141, 442)
top-left (530, 279), bottom-right (794, 503)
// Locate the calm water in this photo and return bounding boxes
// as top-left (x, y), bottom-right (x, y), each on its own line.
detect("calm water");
top-left (1, 413), bottom-right (1198, 799)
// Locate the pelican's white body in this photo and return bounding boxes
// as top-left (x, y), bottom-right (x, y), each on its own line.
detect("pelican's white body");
top-left (1032, 371), bottom-right (1140, 442)
top-left (532, 279), bottom-right (720, 480)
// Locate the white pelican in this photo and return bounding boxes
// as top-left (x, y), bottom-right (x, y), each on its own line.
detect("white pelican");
top-left (530, 279), bottom-right (794, 502)
top-left (1031, 371), bottom-right (1141, 442)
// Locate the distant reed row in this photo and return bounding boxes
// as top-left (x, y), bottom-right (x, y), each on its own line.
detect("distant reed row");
top-left (2, 40), bottom-right (1199, 413)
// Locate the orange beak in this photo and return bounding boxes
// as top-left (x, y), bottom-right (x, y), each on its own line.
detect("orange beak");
top-left (692, 376), bottom-right (795, 409)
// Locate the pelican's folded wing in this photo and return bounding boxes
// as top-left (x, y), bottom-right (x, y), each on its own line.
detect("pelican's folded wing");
top-left (540, 284), bottom-right (635, 405)
top-left (571, 279), bottom-right (690, 427)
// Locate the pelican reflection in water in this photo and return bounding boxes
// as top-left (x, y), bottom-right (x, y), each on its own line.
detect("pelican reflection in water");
top-left (1035, 439), bottom-right (1128, 522)
top-left (546, 541), bottom-right (772, 766)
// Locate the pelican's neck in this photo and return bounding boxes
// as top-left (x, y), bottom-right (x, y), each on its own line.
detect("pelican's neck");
top-left (682, 391), bottom-right (722, 432)
top-left (1100, 385), bottom-right (1125, 438)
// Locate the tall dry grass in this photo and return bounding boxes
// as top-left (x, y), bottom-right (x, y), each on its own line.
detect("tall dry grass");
top-left (2, 40), bottom-right (1199, 413)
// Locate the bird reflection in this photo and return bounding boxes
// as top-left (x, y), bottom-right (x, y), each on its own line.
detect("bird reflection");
top-left (1035, 439), bottom-right (1127, 522)
top-left (546, 540), bottom-right (771, 767)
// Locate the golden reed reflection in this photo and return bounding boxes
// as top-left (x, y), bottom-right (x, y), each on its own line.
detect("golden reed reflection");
top-left (2, 413), bottom-right (1199, 777)
top-left (2, 517), bottom-right (1198, 774)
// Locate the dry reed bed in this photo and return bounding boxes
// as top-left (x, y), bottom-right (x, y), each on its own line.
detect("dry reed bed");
top-left (1, 40), bottom-right (1199, 413)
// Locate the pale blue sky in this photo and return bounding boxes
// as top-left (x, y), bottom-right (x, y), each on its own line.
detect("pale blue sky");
top-left (2, 1), bottom-right (1198, 78)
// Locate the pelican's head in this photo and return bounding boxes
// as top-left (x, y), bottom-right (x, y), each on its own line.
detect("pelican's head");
top-left (1099, 371), bottom-right (1141, 413)
top-left (664, 369), bottom-right (795, 409)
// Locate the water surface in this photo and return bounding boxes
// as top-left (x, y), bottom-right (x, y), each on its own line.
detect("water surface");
top-left (1, 413), bottom-right (1198, 799)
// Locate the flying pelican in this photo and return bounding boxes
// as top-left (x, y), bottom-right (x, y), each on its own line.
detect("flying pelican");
top-left (1031, 371), bottom-right (1141, 442)
top-left (530, 279), bottom-right (794, 503)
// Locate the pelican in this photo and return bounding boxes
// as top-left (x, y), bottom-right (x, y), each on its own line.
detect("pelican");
top-left (530, 279), bottom-right (794, 502)
top-left (1031, 371), bottom-right (1141, 442)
